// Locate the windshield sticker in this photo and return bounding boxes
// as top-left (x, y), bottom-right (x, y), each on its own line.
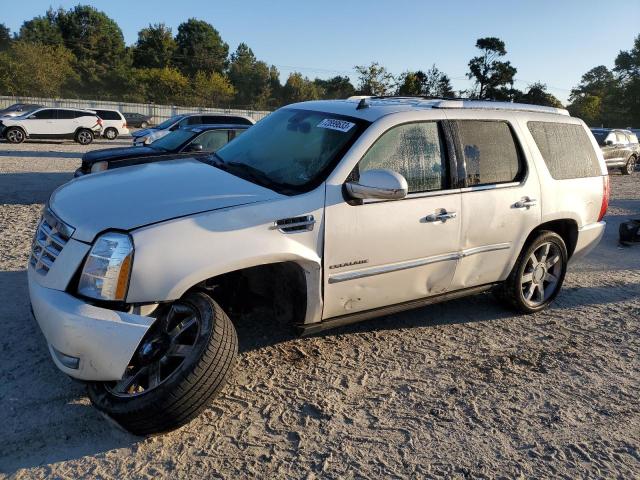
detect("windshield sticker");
top-left (317, 118), bottom-right (355, 132)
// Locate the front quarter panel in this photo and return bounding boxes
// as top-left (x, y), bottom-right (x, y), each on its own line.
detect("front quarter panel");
top-left (127, 187), bottom-right (326, 323)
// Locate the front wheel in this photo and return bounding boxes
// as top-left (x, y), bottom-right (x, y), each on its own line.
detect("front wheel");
top-left (140, 121), bottom-right (148, 129)
top-left (75, 129), bottom-right (94, 145)
top-left (88, 291), bottom-right (238, 435)
top-left (104, 127), bottom-right (118, 140)
top-left (497, 231), bottom-right (568, 313)
top-left (622, 156), bottom-right (636, 175)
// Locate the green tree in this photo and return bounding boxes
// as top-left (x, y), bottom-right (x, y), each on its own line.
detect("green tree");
top-left (136, 67), bottom-right (190, 104)
top-left (314, 76), bottom-right (356, 99)
top-left (396, 65), bottom-right (455, 98)
top-left (516, 82), bottom-right (563, 108)
top-left (281, 72), bottom-right (320, 104)
top-left (267, 65), bottom-right (283, 107)
top-left (0, 24), bottom-right (10, 50)
top-left (567, 94), bottom-right (602, 126)
top-left (0, 41), bottom-right (77, 96)
top-left (467, 37), bottom-right (517, 99)
top-left (228, 43), bottom-right (271, 108)
top-left (133, 23), bottom-right (176, 69)
top-left (18, 9), bottom-right (64, 46)
top-left (192, 71), bottom-right (236, 107)
top-left (354, 62), bottom-right (394, 95)
top-left (54, 5), bottom-right (128, 96)
top-left (614, 34), bottom-right (640, 126)
top-left (174, 19), bottom-right (228, 77)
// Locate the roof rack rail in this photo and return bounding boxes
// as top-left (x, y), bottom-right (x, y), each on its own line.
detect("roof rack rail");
top-left (432, 99), bottom-right (569, 116)
top-left (346, 96), bottom-right (569, 116)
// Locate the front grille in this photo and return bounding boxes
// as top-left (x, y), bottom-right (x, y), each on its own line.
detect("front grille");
top-left (30, 209), bottom-right (74, 275)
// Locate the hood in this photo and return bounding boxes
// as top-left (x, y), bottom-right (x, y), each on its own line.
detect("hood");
top-left (132, 127), bottom-right (159, 138)
top-left (82, 146), bottom-right (159, 164)
top-left (50, 158), bottom-right (282, 242)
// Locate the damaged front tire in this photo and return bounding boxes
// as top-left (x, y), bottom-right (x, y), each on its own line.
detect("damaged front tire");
top-left (87, 291), bottom-right (238, 436)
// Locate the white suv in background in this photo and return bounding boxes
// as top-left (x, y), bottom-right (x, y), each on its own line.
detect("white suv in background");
top-left (0, 107), bottom-right (102, 144)
top-left (95, 109), bottom-right (130, 140)
top-left (28, 98), bottom-right (608, 435)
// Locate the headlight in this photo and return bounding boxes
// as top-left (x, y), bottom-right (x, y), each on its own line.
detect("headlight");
top-left (78, 232), bottom-right (133, 301)
top-left (90, 161), bottom-right (108, 173)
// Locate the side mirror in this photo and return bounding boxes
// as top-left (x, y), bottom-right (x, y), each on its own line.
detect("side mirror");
top-left (185, 143), bottom-right (203, 152)
top-left (604, 140), bottom-right (614, 146)
top-left (345, 169), bottom-right (408, 200)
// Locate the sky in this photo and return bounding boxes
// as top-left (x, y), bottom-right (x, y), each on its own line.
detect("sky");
top-left (3, 0), bottom-right (639, 103)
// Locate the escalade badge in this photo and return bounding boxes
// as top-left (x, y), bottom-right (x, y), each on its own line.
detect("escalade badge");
top-left (329, 259), bottom-right (369, 269)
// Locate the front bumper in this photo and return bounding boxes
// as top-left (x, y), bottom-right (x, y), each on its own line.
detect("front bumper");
top-left (28, 268), bottom-right (155, 381)
top-left (571, 221), bottom-right (606, 263)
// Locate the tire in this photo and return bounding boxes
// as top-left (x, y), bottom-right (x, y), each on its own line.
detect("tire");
top-left (496, 230), bottom-right (568, 313)
top-left (140, 121), bottom-right (148, 129)
top-left (75, 129), bottom-right (94, 145)
top-left (104, 127), bottom-right (118, 140)
top-left (88, 291), bottom-right (238, 436)
top-left (5, 127), bottom-right (26, 144)
top-left (622, 156), bottom-right (636, 175)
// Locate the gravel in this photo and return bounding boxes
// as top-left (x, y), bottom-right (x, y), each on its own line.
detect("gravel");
top-left (0, 140), bottom-right (638, 479)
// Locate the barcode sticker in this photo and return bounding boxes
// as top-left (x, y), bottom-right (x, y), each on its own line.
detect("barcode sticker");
top-left (317, 118), bottom-right (355, 132)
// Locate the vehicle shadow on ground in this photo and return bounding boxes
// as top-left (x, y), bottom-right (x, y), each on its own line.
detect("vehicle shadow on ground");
top-left (0, 150), bottom-right (83, 159)
top-left (0, 270), bottom-right (141, 475)
top-left (0, 172), bottom-right (73, 204)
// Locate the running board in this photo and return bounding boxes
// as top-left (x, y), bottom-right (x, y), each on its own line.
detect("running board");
top-left (298, 284), bottom-right (497, 336)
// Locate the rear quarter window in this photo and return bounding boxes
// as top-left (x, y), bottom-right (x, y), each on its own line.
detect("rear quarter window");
top-left (528, 121), bottom-right (601, 179)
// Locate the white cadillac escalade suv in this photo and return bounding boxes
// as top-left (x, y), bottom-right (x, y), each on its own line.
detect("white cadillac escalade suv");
top-left (28, 97), bottom-right (608, 435)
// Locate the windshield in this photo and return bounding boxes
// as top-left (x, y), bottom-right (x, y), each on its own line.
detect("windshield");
top-left (150, 129), bottom-right (195, 150)
top-left (214, 108), bottom-right (368, 193)
top-left (156, 115), bottom-right (185, 130)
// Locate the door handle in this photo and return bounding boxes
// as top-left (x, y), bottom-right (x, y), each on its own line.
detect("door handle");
top-left (425, 210), bottom-right (457, 223)
top-left (513, 197), bottom-right (537, 209)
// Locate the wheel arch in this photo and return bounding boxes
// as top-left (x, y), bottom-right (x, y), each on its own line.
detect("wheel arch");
top-left (523, 219), bottom-right (579, 258)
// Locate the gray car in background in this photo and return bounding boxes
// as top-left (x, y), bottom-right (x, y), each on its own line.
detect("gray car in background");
top-left (591, 128), bottom-right (638, 174)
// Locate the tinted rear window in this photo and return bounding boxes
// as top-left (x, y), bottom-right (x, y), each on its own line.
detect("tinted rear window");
top-left (454, 120), bottom-right (523, 186)
top-left (202, 115), bottom-right (253, 125)
top-left (528, 122), bottom-right (601, 179)
top-left (96, 110), bottom-right (122, 120)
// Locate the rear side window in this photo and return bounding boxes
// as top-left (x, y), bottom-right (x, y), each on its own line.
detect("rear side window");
top-left (31, 109), bottom-right (57, 120)
top-left (358, 122), bottom-right (447, 193)
top-left (455, 120), bottom-right (523, 186)
top-left (528, 121), bottom-right (601, 179)
top-left (202, 115), bottom-right (253, 126)
top-left (96, 110), bottom-right (122, 120)
top-left (58, 110), bottom-right (77, 119)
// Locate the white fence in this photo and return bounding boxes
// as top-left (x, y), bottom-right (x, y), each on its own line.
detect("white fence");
top-left (0, 96), bottom-right (272, 123)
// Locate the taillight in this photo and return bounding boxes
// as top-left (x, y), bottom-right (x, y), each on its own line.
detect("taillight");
top-left (123, 122), bottom-right (127, 128)
top-left (598, 175), bottom-right (609, 222)
top-left (96, 118), bottom-right (103, 126)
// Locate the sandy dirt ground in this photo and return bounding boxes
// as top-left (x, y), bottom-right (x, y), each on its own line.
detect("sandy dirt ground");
top-left (0, 140), bottom-right (638, 479)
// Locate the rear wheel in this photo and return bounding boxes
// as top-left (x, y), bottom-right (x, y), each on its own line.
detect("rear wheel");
top-left (75, 129), bottom-right (94, 145)
top-left (140, 121), bottom-right (148, 129)
top-left (88, 291), bottom-right (238, 436)
top-left (104, 127), bottom-right (118, 140)
top-left (622, 156), bottom-right (636, 175)
top-left (497, 231), bottom-right (568, 313)
top-left (5, 127), bottom-right (25, 144)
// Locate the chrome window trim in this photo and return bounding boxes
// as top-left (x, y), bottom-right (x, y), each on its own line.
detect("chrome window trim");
top-left (459, 182), bottom-right (520, 193)
top-left (362, 187), bottom-right (462, 204)
top-left (328, 242), bottom-right (511, 284)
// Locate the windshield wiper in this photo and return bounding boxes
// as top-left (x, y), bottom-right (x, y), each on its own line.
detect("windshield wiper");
top-left (224, 161), bottom-right (276, 186)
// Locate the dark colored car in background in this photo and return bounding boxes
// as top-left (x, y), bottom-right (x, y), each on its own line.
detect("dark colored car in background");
top-left (0, 103), bottom-right (43, 118)
top-left (591, 128), bottom-right (638, 174)
top-left (131, 113), bottom-right (255, 145)
top-left (75, 124), bottom-right (249, 176)
top-left (122, 112), bottom-right (152, 128)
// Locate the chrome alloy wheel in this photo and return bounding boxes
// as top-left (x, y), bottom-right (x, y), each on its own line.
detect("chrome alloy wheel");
top-left (107, 302), bottom-right (201, 397)
top-left (77, 130), bottom-right (93, 144)
top-left (520, 242), bottom-right (563, 307)
top-left (6, 129), bottom-right (24, 143)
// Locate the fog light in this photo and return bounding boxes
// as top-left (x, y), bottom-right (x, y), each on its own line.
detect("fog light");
top-left (52, 346), bottom-right (80, 369)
